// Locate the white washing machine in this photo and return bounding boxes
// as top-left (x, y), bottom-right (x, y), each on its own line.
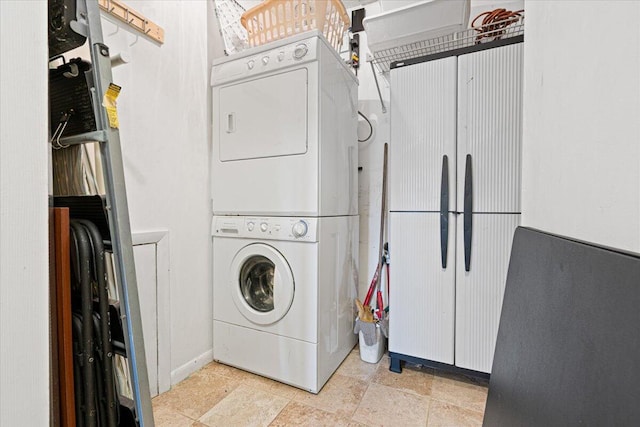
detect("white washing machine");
top-left (210, 30), bottom-right (358, 217)
top-left (212, 215), bottom-right (359, 393)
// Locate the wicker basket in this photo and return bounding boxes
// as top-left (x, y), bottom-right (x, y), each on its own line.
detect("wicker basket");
top-left (241, 0), bottom-right (349, 51)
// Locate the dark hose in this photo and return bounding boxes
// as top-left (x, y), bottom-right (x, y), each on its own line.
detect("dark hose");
top-left (72, 314), bottom-right (85, 427)
top-left (70, 222), bottom-right (97, 427)
top-left (78, 220), bottom-right (118, 427)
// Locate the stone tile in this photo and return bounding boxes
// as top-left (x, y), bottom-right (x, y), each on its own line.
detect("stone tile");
top-left (195, 361), bottom-right (253, 381)
top-left (430, 372), bottom-right (488, 414)
top-left (292, 374), bottom-right (368, 418)
top-left (268, 401), bottom-right (350, 427)
top-left (152, 405), bottom-right (198, 427)
top-left (152, 373), bottom-right (242, 420)
top-left (346, 420), bottom-right (370, 427)
top-left (379, 354), bottom-right (391, 365)
top-left (198, 384), bottom-right (289, 427)
top-left (240, 372), bottom-right (300, 399)
top-left (336, 350), bottom-right (380, 382)
top-left (151, 350), bottom-right (490, 426)
top-left (427, 400), bottom-right (484, 427)
top-left (371, 360), bottom-right (434, 397)
top-left (352, 383), bottom-right (430, 426)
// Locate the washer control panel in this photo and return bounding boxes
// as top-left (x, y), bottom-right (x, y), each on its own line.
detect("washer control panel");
top-left (211, 36), bottom-right (319, 86)
top-left (291, 220), bottom-right (308, 237)
top-left (212, 216), bottom-right (318, 242)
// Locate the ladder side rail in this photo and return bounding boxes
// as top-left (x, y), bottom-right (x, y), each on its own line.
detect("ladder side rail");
top-left (84, 1), bottom-right (154, 425)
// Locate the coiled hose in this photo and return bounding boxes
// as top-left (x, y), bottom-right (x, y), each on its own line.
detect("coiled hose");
top-left (472, 8), bottom-right (524, 43)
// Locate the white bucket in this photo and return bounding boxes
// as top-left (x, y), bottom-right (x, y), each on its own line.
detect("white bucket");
top-left (358, 323), bottom-right (386, 364)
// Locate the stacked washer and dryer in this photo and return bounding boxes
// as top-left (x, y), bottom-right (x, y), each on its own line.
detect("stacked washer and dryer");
top-left (210, 30), bottom-right (360, 393)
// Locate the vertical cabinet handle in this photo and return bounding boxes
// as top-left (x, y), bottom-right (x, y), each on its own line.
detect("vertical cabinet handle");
top-left (440, 155), bottom-right (449, 269)
top-left (226, 112), bottom-right (236, 133)
top-left (463, 154), bottom-right (473, 272)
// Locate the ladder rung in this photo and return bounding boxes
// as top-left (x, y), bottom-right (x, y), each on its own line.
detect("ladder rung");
top-left (58, 130), bottom-right (108, 146)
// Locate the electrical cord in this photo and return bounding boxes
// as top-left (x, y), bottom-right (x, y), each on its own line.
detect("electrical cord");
top-left (358, 110), bottom-right (373, 142)
top-left (471, 8), bottom-right (524, 43)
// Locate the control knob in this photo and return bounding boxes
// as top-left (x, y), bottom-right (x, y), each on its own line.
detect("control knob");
top-left (262, 56), bottom-right (269, 65)
top-left (260, 222), bottom-right (268, 232)
top-left (247, 59), bottom-right (255, 70)
top-left (292, 220), bottom-right (308, 238)
top-left (247, 222), bottom-right (255, 231)
top-left (293, 44), bottom-right (308, 60)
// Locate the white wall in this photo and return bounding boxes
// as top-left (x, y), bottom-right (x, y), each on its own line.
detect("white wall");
top-left (350, 2), bottom-right (392, 297)
top-left (521, 1), bottom-right (640, 253)
top-left (0, 1), bottom-right (50, 425)
top-left (98, 1), bottom-right (212, 382)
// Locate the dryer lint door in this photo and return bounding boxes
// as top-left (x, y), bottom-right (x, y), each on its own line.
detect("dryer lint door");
top-left (230, 243), bottom-right (295, 325)
top-left (218, 68), bottom-right (308, 161)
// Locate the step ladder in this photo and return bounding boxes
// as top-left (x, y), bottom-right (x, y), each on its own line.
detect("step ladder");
top-left (50, 0), bottom-right (154, 425)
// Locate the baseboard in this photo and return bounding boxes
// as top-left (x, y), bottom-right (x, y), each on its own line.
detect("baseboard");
top-left (170, 349), bottom-right (214, 386)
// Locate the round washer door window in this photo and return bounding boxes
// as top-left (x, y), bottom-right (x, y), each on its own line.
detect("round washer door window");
top-left (230, 243), bottom-right (294, 325)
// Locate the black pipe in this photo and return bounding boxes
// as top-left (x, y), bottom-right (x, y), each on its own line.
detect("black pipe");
top-left (70, 222), bottom-right (97, 427)
top-left (78, 219), bottom-right (118, 427)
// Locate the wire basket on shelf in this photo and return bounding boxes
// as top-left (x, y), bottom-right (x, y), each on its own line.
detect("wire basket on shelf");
top-left (241, 0), bottom-right (349, 52)
top-left (370, 15), bottom-right (524, 75)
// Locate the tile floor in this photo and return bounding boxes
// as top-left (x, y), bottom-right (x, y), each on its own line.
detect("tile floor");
top-left (152, 348), bottom-right (489, 427)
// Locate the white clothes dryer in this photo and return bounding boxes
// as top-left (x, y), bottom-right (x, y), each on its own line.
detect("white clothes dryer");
top-left (212, 215), bottom-right (359, 393)
top-left (211, 31), bottom-right (358, 217)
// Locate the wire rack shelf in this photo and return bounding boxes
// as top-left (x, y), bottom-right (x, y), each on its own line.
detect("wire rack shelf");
top-left (370, 16), bottom-right (524, 75)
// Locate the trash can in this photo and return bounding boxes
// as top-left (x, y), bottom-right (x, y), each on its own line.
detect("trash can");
top-left (358, 322), bottom-right (386, 364)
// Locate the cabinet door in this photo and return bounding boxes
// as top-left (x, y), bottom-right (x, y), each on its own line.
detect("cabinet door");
top-left (389, 212), bottom-right (455, 364)
top-left (389, 56), bottom-right (457, 212)
top-left (457, 43), bottom-right (523, 213)
top-left (455, 213), bottom-right (520, 373)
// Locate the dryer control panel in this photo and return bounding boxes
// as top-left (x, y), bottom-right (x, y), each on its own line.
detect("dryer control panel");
top-left (212, 216), bottom-right (318, 242)
top-left (211, 36), bottom-right (319, 86)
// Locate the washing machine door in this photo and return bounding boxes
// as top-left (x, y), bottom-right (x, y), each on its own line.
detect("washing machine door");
top-left (230, 243), bottom-right (294, 325)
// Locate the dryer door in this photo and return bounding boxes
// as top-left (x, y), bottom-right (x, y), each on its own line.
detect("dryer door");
top-left (218, 68), bottom-right (308, 161)
top-left (230, 243), bottom-right (295, 325)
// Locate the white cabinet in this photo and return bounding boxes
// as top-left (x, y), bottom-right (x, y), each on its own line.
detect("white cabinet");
top-left (456, 44), bottom-right (523, 213)
top-left (388, 212), bottom-right (456, 364)
top-left (389, 56), bottom-right (457, 212)
top-left (454, 213), bottom-right (520, 372)
top-left (389, 42), bottom-right (523, 375)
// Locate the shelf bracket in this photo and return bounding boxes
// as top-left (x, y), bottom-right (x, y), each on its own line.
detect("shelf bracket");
top-left (368, 56), bottom-right (387, 114)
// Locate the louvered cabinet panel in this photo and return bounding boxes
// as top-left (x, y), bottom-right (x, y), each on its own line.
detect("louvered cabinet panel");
top-left (390, 56), bottom-right (457, 212)
top-left (455, 213), bottom-right (520, 373)
top-left (457, 43), bottom-right (523, 213)
top-left (389, 212), bottom-right (455, 364)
